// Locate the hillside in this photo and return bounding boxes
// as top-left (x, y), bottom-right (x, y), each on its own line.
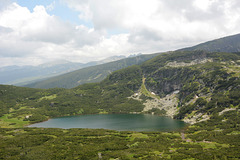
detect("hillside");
top-left (0, 61), bottom-right (85, 85)
top-left (0, 50), bottom-right (240, 159)
top-left (24, 53), bottom-right (160, 89)
top-left (180, 33), bottom-right (240, 52)
top-left (0, 56), bottom-right (126, 86)
top-left (0, 50), bottom-right (239, 123)
top-left (24, 33), bottom-right (240, 89)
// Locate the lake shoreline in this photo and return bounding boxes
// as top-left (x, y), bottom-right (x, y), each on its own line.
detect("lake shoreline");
top-left (28, 113), bottom-right (187, 132)
top-left (26, 112), bottom-right (182, 127)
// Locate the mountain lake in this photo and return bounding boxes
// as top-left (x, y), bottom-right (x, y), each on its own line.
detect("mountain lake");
top-left (28, 114), bottom-right (187, 131)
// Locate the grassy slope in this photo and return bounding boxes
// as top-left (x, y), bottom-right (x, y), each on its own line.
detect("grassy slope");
top-left (0, 65), bottom-right (144, 127)
top-left (0, 114), bottom-right (29, 128)
top-left (179, 33), bottom-right (240, 52)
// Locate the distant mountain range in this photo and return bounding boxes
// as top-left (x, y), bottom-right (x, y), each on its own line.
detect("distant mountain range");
top-left (24, 53), bottom-right (160, 89)
top-left (24, 33), bottom-right (240, 89)
top-left (0, 55), bottom-right (126, 85)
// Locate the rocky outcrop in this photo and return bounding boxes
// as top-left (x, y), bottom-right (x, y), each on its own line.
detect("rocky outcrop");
top-left (183, 112), bottom-right (210, 124)
top-left (219, 108), bottom-right (237, 116)
top-left (165, 58), bottom-right (213, 68)
top-left (142, 91), bottom-right (179, 118)
top-left (130, 89), bottom-right (179, 118)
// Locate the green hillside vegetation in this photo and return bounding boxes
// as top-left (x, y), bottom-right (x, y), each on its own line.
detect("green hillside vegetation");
top-left (0, 50), bottom-right (240, 159)
top-left (0, 65), bottom-right (144, 126)
top-left (25, 53), bottom-right (160, 89)
top-left (1, 118), bottom-right (239, 160)
top-left (0, 51), bottom-right (239, 126)
top-left (180, 33), bottom-right (240, 52)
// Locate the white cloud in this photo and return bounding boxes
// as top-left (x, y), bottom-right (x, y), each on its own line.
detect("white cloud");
top-left (1, 0), bottom-right (240, 67)
top-left (0, 2), bottom-right (104, 66)
top-left (64, 0), bottom-right (240, 46)
top-left (0, 0), bottom-right (11, 11)
top-left (46, 1), bottom-right (56, 11)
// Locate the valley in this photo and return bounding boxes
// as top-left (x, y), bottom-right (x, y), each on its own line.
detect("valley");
top-left (0, 35), bottom-right (240, 159)
top-left (1, 1), bottom-right (240, 159)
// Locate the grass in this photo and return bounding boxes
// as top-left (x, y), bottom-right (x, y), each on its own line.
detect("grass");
top-left (227, 131), bottom-right (240, 135)
top-left (151, 151), bottom-right (162, 156)
top-left (98, 109), bottom-right (108, 114)
top-left (162, 132), bottom-right (181, 137)
top-left (0, 114), bottom-right (29, 128)
top-left (11, 106), bottom-right (34, 113)
top-left (39, 94), bottom-right (57, 101)
top-left (181, 141), bottom-right (229, 150)
top-left (226, 65), bottom-right (240, 77)
top-left (192, 130), bottom-right (206, 135)
top-left (140, 77), bottom-right (160, 99)
top-left (128, 132), bottom-right (149, 141)
top-left (198, 142), bottom-right (217, 149)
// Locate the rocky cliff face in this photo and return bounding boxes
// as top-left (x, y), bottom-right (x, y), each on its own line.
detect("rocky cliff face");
top-left (135, 51), bottom-right (240, 124)
top-left (143, 51), bottom-right (208, 96)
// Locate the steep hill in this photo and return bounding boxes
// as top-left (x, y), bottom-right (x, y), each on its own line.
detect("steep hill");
top-left (24, 53), bottom-right (160, 89)
top-left (141, 51), bottom-right (240, 122)
top-left (180, 33), bottom-right (240, 52)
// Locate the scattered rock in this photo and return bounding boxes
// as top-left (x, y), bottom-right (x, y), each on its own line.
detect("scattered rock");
top-left (219, 108), bottom-right (236, 116)
top-left (165, 58), bottom-right (213, 68)
top-left (142, 91), bottom-right (179, 118)
top-left (184, 113), bottom-right (210, 124)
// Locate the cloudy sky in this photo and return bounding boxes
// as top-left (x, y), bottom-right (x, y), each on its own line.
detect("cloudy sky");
top-left (0, 0), bottom-right (240, 67)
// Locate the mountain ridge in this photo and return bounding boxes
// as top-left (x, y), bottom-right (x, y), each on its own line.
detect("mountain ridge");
top-left (24, 53), bottom-right (160, 89)
top-left (179, 33), bottom-right (240, 52)
top-left (0, 55), bottom-right (126, 85)
top-left (25, 33), bottom-right (240, 89)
